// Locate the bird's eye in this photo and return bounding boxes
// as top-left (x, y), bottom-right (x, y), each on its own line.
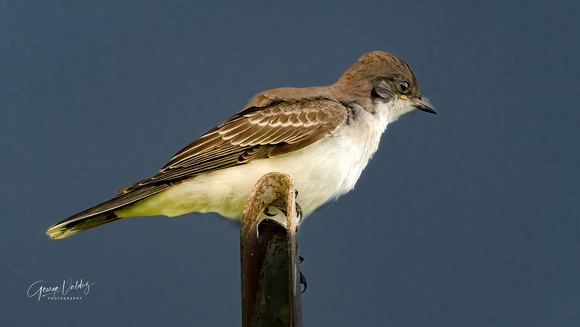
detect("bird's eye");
top-left (399, 81), bottom-right (410, 93)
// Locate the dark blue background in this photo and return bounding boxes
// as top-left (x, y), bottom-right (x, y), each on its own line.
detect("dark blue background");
top-left (2, 1), bottom-right (579, 326)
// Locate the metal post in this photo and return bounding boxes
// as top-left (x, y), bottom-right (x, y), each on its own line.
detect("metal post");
top-left (240, 172), bottom-right (302, 327)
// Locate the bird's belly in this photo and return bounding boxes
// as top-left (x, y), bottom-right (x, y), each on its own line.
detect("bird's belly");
top-left (118, 127), bottom-right (382, 220)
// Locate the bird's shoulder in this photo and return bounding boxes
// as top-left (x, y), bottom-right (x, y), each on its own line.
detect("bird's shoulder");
top-left (245, 86), bottom-right (333, 105)
top-left (236, 86), bottom-right (345, 116)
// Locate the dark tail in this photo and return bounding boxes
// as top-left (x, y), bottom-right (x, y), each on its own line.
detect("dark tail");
top-left (46, 211), bottom-right (122, 239)
top-left (46, 184), bottom-right (171, 239)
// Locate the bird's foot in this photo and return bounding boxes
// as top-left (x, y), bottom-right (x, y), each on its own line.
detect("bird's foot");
top-left (264, 207), bottom-right (278, 217)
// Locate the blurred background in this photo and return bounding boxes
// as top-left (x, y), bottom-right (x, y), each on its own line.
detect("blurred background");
top-left (1, 1), bottom-right (579, 326)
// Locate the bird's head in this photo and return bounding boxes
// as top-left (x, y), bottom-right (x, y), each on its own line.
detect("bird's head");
top-left (334, 51), bottom-right (436, 120)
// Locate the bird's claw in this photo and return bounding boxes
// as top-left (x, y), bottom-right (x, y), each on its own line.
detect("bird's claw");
top-left (298, 256), bottom-right (307, 293)
top-left (294, 189), bottom-right (303, 223)
top-left (295, 202), bottom-right (303, 223)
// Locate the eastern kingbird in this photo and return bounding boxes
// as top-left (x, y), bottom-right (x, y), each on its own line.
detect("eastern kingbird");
top-left (47, 51), bottom-right (436, 239)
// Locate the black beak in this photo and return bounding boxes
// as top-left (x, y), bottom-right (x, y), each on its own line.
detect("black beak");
top-left (412, 96), bottom-right (437, 114)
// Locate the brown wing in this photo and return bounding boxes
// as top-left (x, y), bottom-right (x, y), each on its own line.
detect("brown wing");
top-left (119, 87), bottom-right (347, 193)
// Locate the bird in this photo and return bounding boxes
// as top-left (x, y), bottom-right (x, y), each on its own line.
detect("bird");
top-left (46, 51), bottom-right (436, 239)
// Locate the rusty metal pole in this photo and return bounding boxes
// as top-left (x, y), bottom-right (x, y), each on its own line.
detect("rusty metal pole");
top-left (240, 172), bottom-right (302, 327)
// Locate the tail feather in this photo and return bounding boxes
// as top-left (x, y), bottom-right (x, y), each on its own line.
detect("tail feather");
top-left (46, 184), bottom-right (171, 239)
top-left (46, 211), bottom-right (122, 239)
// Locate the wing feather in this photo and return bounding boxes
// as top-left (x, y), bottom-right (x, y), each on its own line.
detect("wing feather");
top-left (122, 87), bottom-right (347, 194)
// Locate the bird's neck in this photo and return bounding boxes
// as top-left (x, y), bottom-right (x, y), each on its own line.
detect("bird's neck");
top-left (373, 98), bottom-right (415, 125)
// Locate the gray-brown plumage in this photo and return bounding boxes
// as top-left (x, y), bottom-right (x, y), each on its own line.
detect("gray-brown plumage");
top-left (46, 51), bottom-right (435, 239)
